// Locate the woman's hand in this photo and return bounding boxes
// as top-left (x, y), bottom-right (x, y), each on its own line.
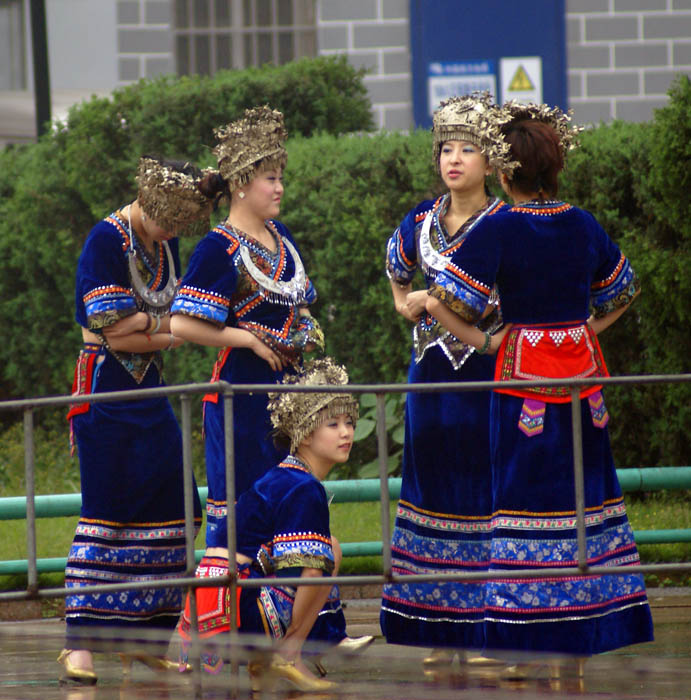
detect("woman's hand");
top-left (398, 290), bottom-right (428, 322)
top-left (249, 334), bottom-right (284, 372)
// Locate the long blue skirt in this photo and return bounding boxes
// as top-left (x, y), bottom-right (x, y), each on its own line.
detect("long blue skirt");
top-left (381, 346), bottom-right (495, 649)
top-left (483, 392), bottom-right (654, 655)
top-left (66, 353), bottom-right (201, 651)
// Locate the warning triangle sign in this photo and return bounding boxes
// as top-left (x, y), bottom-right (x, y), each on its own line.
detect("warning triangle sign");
top-left (508, 65), bottom-right (534, 91)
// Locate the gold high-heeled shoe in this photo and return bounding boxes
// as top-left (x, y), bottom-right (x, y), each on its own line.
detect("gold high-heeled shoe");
top-left (422, 648), bottom-right (454, 669)
top-left (249, 654), bottom-right (336, 693)
top-left (120, 653), bottom-right (192, 675)
top-left (57, 649), bottom-right (98, 685)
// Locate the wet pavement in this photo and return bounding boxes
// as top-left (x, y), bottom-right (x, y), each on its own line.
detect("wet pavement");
top-left (0, 589), bottom-right (689, 699)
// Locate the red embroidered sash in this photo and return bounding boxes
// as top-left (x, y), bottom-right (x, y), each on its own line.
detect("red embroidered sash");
top-left (495, 322), bottom-right (609, 403)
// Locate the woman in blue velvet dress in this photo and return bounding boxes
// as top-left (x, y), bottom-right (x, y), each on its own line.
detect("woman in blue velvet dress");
top-left (178, 358), bottom-right (359, 693)
top-left (60, 157), bottom-right (207, 684)
top-left (426, 103), bottom-right (653, 671)
top-left (171, 107), bottom-right (360, 651)
top-left (380, 93), bottom-right (512, 660)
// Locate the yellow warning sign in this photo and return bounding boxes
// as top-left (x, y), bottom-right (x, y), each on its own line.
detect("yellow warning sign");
top-left (508, 65), bottom-right (534, 92)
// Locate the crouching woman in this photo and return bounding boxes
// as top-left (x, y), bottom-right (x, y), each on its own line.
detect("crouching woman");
top-left (178, 357), bottom-right (358, 692)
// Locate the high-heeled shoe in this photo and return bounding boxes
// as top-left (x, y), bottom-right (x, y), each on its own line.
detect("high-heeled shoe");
top-left (335, 634), bottom-right (374, 654)
top-left (120, 653), bottom-right (192, 675)
top-left (57, 649), bottom-right (98, 685)
top-left (249, 654), bottom-right (336, 693)
top-left (422, 648), bottom-right (454, 669)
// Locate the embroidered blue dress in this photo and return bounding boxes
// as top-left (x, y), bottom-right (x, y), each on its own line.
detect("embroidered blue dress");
top-left (178, 455), bottom-right (336, 673)
top-left (65, 211), bottom-right (202, 651)
top-left (171, 219), bottom-right (323, 546)
top-left (429, 200), bottom-right (653, 655)
top-left (380, 195), bottom-right (506, 649)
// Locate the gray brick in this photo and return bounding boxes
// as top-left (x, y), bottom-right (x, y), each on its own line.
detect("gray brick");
top-left (614, 0), bottom-right (666, 10)
top-left (570, 100), bottom-right (613, 124)
top-left (348, 51), bottom-right (379, 73)
top-left (616, 97), bottom-right (668, 121)
top-left (569, 72), bottom-right (583, 98)
top-left (382, 0), bottom-right (408, 19)
top-left (644, 70), bottom-right (684, 94)
top-left (318, 25), bottom-right (348, 51)
top-left (145, 56), bottom-right (173, 77)
top-left (567, 17), bottom-right (582, 43)
top-left (673, 42), bottom-right (691, 64)
top-left (321, 0), bottom-right (377, 21)
top-left (383, 50), bottom-right (410, 74)
top-left (615, 43), bottom-right (668, 67)
top-left (645, 15), bottom-right (691, 39)
top-left (585, 16), bottom-right (638, 41)
top-left (673, 0), bottom-right (691, 7)
top-left (118, 57), bottom-right (140, 81)
top-left (365, 75), bottom-right (411, 103)
top-left (587, 71), bottom-right (639, 95)
top-left (118, 28), bottom-right (172, 53)
top-left (568, 45), bottom-right (610, 69)
top-left (566, 0), bottom-right (609, 12)
top-left (117, 1), bottom-right (139, 24)
top-left (354, 23), bottom-right (408, 49)
top-left (381, 105), bottom-right (413, 130)
top-left (145, 0), bottom-right (171, 24)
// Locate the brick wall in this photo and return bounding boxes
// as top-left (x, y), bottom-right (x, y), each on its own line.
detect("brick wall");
top-left (567, 0), bottom-right (691, 123)
top-left (116, 0), bottom-right (173, 84)
top-left (317, 0), bottom-right (412, 129)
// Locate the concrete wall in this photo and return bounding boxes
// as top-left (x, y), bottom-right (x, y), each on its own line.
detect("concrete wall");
top-left (116, 0), bottom-right (174, 83)
top-left (567, 0), bottom-right (691, 123)
top-left (45, 0), bottom-right (118, 91)
top-left (316, 0), bottom-right (412, 129)
top-left (316, 0), bottom-right (691, 127)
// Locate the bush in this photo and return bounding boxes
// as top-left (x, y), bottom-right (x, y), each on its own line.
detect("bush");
top-left (0, 57), bottom-right (373, 410)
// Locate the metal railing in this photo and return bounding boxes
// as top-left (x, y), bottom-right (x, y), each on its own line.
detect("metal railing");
top-left (1, 373), bottom-right (689, 686)
top-left (2, 468), bottom-right (690, 576)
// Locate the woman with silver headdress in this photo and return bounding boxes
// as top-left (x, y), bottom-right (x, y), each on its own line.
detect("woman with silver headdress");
top-left (60, 157), bottom-right (209, 684)
top-left (426, 102), bottom-right (653, 674)
top-left (178, 358), bottom-right (358, 692)
top-left (380, 93), bottom-right (511, 664)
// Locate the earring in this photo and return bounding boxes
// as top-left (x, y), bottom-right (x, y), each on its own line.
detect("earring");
top-left (238, 191), bottom-right (245, 199)
top-left (142, 213), bottom-right (147, 222)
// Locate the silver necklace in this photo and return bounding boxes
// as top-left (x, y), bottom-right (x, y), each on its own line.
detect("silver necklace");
top-left (419, 196), bottom-right (500, 274)
top-left (126, 205), bottom-right (177, 314)
top-left (234, 224), bottom-right (307, 305)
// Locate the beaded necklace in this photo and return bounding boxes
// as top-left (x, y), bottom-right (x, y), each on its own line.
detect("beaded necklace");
top-left (126, 206), bottom-right (177, 315)
top-left (227, 222), bottom-right (307, 306)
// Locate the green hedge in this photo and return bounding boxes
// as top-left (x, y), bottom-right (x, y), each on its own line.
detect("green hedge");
top-left (0, 57), bottom-right (373, 404)
top-left (0, 66), bottom-right (688, 471)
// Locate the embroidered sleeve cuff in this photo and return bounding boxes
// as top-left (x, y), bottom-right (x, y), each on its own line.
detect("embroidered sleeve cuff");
top-left (428, 281), bottom-right (483, 323)
top-left (296, 315), bottom-right (325, 353)
top-left (591, 259), bottom-right (641, 318)
top-left (385, 230), bottom-right (416, 284)
top-left (84, 285), bottom-right (138, 330)
top-left (273, 553), bottom-right (335, 575)
top-left (171, 285), bottom-right (230, 327)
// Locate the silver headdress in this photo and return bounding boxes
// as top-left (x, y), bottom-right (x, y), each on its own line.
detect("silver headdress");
top-left (432, 91), bottom-right (517, 174)
top-left (268, 357), bottom-right (359, 453)
top-left (135, 156), bottom-right (213, 234)
top-left (213, 105), bottom-right (288, 193)
top-left (499, 100), bottom-right (582, 169)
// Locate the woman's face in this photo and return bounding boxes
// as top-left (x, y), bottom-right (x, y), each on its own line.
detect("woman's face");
top-left (240, 168), bottom-right (284, 219)
top-left (304, 413), bottom-right (355, 465)
top-left (143, 216), bottom-right (176, 243)
top-left (439, 140), bottom-right (491, 194)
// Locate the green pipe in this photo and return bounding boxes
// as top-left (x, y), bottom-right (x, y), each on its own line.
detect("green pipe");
top-left (2, 529), bottom-right (691, 576)
top-left (3, 468), bottom-right (688, 520)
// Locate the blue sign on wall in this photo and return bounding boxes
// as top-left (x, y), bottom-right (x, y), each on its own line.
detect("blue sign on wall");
top-left (410, 0), bottom-right (566, 128)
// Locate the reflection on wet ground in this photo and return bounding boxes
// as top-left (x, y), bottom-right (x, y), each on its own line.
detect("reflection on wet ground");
top-left (0, 590), bottom-right (689, 699)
